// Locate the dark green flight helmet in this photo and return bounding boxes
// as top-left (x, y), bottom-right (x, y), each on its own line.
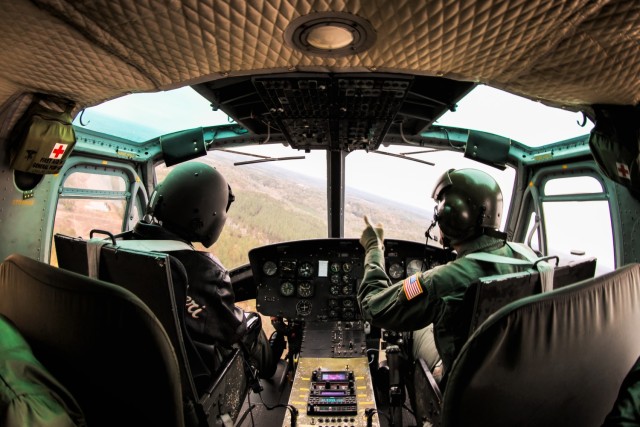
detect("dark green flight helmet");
top-left (147, 162), bottom-right (234, 247)
top-left (431, 168), bottom-right (503, 246)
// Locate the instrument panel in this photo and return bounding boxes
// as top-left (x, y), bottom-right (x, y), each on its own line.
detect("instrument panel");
top-left (249, 238), bottom-right (454, 320)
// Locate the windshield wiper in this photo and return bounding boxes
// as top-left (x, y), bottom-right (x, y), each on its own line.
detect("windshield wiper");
top-left (213, 148), bottom-right (305, 166)
top-left (371, 150), bottom-right (436, 166)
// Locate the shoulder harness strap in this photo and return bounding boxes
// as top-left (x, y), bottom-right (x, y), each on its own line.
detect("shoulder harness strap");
top-left (465, 242), bottom-right (555, 292)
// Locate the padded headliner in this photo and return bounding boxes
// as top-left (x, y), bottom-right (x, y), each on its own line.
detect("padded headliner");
top-left (0, 0), bottom-right (638, 114)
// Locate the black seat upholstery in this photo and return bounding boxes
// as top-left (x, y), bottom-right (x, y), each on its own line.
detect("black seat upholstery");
top-left (0, 253), bottom-right (184, 427)
top-left (441, 263), bottom-right (640, 427)
top-left (411, 256), bottom-right (597, 425)
top-left (54, 233), bottom-right (248, 426)
top-left (465, 256), bottom-right (597, 336)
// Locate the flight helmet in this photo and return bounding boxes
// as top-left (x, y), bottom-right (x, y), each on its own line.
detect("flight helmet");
top-left (431, 168), bottom-right (503, 246)
top-left (147, 162), bottom-right (234, 247)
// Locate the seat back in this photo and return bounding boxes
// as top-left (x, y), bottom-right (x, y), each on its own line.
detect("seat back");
top-left (54, 233), bottom-right (203, 392)
top-left (411, 256), bottom-right (597, 425)
top-left (442, 263), bottom-right (640, 427)
top-left (54, 233), bottom-right (248, 425)
top-left (0, 253), bottom-right (184, 427)
top-left (465, 256), bottom-right (597, 336)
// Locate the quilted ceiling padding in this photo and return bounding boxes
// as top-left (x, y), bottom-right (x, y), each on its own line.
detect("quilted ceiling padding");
top-left (0, 0), bottom-right (638, 111)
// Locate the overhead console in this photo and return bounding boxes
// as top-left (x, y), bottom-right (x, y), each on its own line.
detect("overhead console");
top-left (194, 73), bottom-right (474, 151)
top-left (249, 238), bottom-right (454, 322)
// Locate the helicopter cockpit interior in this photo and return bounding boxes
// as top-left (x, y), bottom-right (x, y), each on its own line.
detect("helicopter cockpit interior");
top-left (0, 1), bottom-right (639, 427)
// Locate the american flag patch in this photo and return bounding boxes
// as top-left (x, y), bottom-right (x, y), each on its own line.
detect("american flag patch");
top-left (403, 274), bottom-right (423, 300)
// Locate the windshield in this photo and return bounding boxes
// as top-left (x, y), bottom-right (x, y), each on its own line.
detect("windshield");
top-left (436, 85), bottom-right (593, 147)
top-left (74, 84), bottom-right (592, 268)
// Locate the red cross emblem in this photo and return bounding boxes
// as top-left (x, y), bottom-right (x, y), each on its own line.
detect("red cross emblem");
top-left (616, 162), bottom-right (630, 179)
top-left (49, 143), bottom-right (67, 159)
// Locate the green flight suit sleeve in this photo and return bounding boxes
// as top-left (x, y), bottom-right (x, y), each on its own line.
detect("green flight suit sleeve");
top-left (357, 246), bottom-right (440, 331)
top-left (0, 316), bottom-right (87, 427)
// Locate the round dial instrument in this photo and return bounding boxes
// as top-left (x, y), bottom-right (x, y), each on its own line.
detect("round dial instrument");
top-left (262, 261), bottom-right (277, 276)
top-left (342, 262), bottom-right (353, 273)
top-left (342, 284), bottom-right (352, 295)
top-left (279, 281), bottom-right (295, 297)
top-left (330, 285), bottom-right (341, 295)
top-left (388, 263), bottom-right (404, 280)
top-left (330, 262), bottom-right (342, 273)
top-left (297, 262), bottom-right (314, 278)
top-left (297, 281), bottom-right (314, 298)
top-left (407, 259), bottom-right (426, 276)
top-left (330, 274), bottom-right (341, 284)
top-left (296, 300), bottom-right (312, 316)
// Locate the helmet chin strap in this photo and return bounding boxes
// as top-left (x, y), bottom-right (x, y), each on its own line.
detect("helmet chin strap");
top-left (425, 219), bottom-right (438, 244)
top-left (425, 204), bottom-right (441, 246)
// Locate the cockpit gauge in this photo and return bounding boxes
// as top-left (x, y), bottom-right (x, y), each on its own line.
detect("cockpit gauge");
top-left (296, 300), bottom-right (312, 316)
top-left (330, 273), bottom-right (340, 284)
top-left (407, 259), bottom-right (426, 276)
top-left (342, 309), bottom-right (355, 320)
top-left (427, 258), bottom-right (445, 269)
top-left (342, 284), bottom-right (352, 295)
top-left (330, 285), bottom-right (341, 295)
top-left (388, 263), bottom-right (404, 280)
top-left (330, 262), bottom-right (342, 273)
top-left (279, 281), bottom-right (295, 297)
top-left (342, 262), bottom-right (353, 273)
top-left (328, 298), bottom-right (339, 308)
top-left (262, 261), bottom-right (277, 276)
top-left (298, 262), bottom-right (314, 278)
top-left (297, 281), bottom-right (314, 298)
top-left (342, 274), bottom-right (352, 283)
top-left (342, 298), bottom-right (354, 308)
top-left (279, 260), bottom-right (297, 276)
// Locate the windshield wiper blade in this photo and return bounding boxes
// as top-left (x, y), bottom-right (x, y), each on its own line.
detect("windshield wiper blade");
top-left (214, 148), bottom-right (305, 166)
top-left (371, 150), bottom-right (435, 166)
top-left (234, 156), bottom-right (305, 166)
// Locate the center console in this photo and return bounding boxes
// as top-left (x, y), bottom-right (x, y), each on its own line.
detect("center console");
top-left (248, 238), bottom-right (454, 427)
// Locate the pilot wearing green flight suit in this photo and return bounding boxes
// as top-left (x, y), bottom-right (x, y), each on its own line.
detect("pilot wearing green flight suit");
top-left (357, 168), bottom-right (541, 387)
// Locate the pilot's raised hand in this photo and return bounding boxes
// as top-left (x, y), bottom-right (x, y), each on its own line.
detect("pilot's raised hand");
top-left (359, 215), bottom-right (384, 251)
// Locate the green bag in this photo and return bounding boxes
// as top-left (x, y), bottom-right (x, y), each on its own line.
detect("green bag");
top-left (9, 96), bottom-right (76, 175)
top-left (588, 105), bottom-right (640, 198)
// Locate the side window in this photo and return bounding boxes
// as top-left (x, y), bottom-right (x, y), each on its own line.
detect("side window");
top-left (527, 175), bottom-right (614, 276)
top-left (50, 167), bottom-right (143, 265)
